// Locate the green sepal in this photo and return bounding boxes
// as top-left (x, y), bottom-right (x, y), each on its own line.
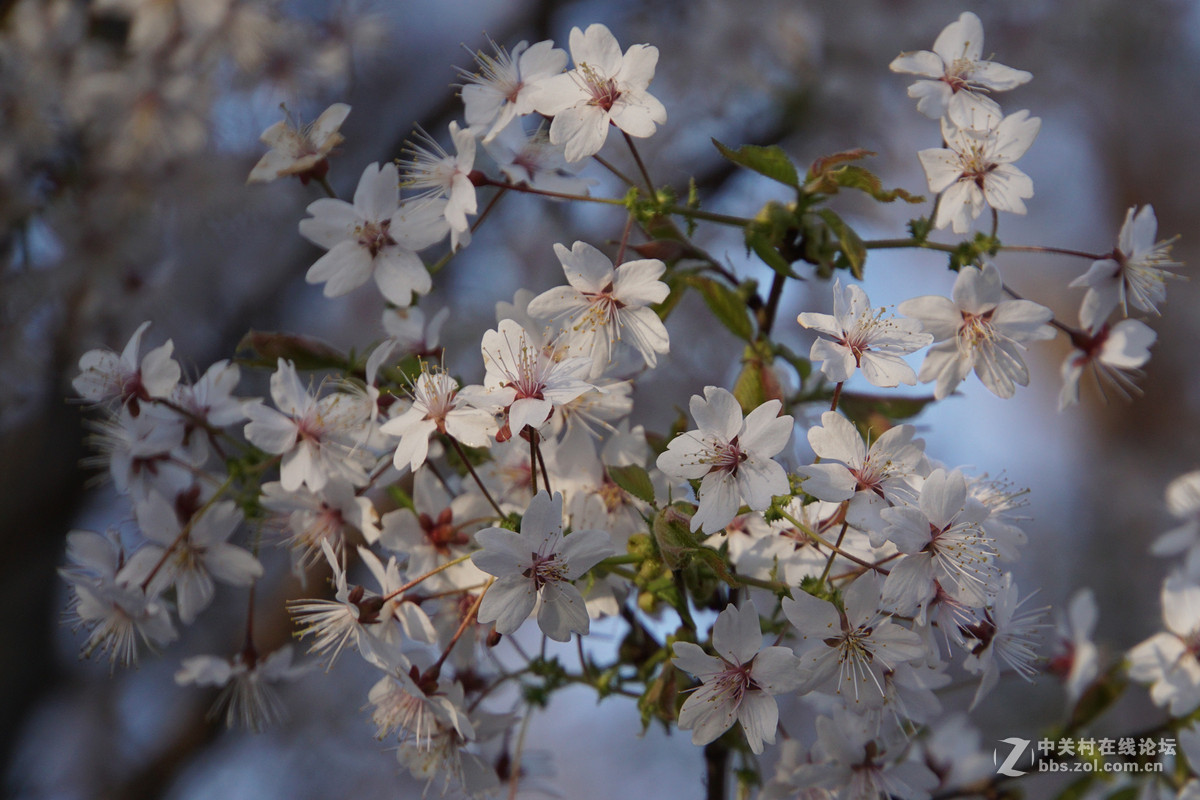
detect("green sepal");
top-left (653, 505), bottom-right (703, 571)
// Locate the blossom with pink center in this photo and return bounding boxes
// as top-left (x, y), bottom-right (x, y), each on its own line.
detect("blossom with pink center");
top-left (460, 38), bottom-right (567, 143)
top-left (247, 102), bottom-right (350, 185)
top-left (1058, 318), bottom-right (1156, 410)
top-left (1071, 205), bottom-right (1184, 330)
top-left (73, 321), bottom-right (181, 411)
top-left (402, 122), bottom-right (477, 238)
top-left (889, 12), bottom-right (1031, 120)
top-left (482, 124), bottom-right (593, 196)
top-left (1128, 572), bottom-right (1200, 716)
top-left (656, 386), bottom-right (793, 533)
top-left (243, 359), bottom-right (375, 493)
top-left (917, 109), bottom-right (1040, 234)
top-left (379, 366), bottom-right (496, 472)
top-left (784, 577), bottom-right (927, 709)
top-left (527, 240), bottom-right (670, 376)
top-left (299, 162), bottom-right (447, 305)
top-left (531, 23), bottom-right (667, 162)
top-left (798, 280), bottom-right (931, 387)
top-left (899, 262), bottom-right (1055, 399)
top-left (672, 600), bottom-right (800, 754)
top-left (879, 468), bottom-right (999, 616)
top-left (480, 319), bottom-right (593, 441)
top-left (471, 491), bottom-right (612, 641)
top-left (798, 411), bottom-right (926, 532)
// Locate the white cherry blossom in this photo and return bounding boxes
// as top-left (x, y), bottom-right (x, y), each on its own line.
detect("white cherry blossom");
top-left (247, 102), bottom-right (350, 184)
top-left (175, 645), bottom-right (309, 732)
top-left (1128, 572), bottom-right (1200, 716)
top-left (403, 122), bottom-right (477, 237)
top-left (380, 366), bottom-right (496, 472)
top-left (797, 411), bottom-right (926, 532)
top-left (73, 320), bottom-right (181, 410)
top-left (1071, 205), bottom-right (1183, 330)
top-left (527, 240), bottom-right (670, 375)
top-left (899, 262), bottom-right (1055, 399)
top-left (798, 280), bottom-right (931, 387)
top-left (299, 161), bottom-right (447, 305)
top-left (471, 491), bottom-right (612, 641)
top-left (1048, 588), bottom-right (1100, 706)
top-left (243, 359), bottom-right (375, 493)
top-left (1058, 318), bottom-right (1156, 410)
top-left (1151, 470), bottom-right (1200, 562)
top-left (482, 124), bottom-right (593, 196)
top-left (918, 109), bottom-right (1040, 233)
top-left (960, 573), bottom-right (1045, 709)
top-left (460, 38), bottom-right (567, 143)
top-left (890, 12), bottom-right (1031, 120)
top-left (783, 577), bottom-right (926, 709)
top-left (479, 319), bottom-right (593, 441)
top-left (532, 23), bottom-right (667, 162)
top-left (672, 600), bottom-right (801, 754)
top-left (656, 387), bottom-right (793, 534)
top-left (879, 468), bottom-right (999, 615)
top-left (121, 493), bottom-right (262, 624)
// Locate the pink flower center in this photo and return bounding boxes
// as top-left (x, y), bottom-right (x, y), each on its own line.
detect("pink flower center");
top-left (523, 549), bottom-right (567, 590)
top-left (580, 64), bottom-right (622, 112)
top-left (355, 219), bottom-right (396, 257)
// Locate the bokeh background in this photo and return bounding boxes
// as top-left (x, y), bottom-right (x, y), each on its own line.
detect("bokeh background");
top-left (2, 0), bottom-right (1198, 797)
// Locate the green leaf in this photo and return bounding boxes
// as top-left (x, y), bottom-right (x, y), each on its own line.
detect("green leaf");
top-left (746, 226), bottom-right (801, 279)
top-left (686, 275), bottom-right (754, 341)
top-left (838, 391), bottom-right (937, 425)
top-left (236, 330), bottom-right (350, 372)
top-left (732, 342), bottom-right (784, 415)
top-left (712, 139), bottom-right (799, 188)
top-left (824, 165), bottom-right (924, 203)
top-left (744, 201), bottom-right (803, 279)
top-left (804, 149), bottom-right (924, 203)
top-left (817, 209), bottom-right (866, 280)
top-left (607, 464), bottom-right (656, 506)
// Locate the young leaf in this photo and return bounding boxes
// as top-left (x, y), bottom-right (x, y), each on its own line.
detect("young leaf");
top-left (712, 139), bottom-right (799, 189)
top-left (607, 464), bottom-right (657, 506)
top-left (817, 209), bottom-right (867, 279)
top-left (686, 275), bottom-right (755, 341)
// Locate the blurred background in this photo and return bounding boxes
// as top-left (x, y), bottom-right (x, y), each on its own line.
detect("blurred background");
top-left (2, 0), bottom-right (1198, 797)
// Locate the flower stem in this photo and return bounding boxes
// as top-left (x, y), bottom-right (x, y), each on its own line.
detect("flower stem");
top-left (776, 506), bottom-right (885, 574)
top-left (382, 553), bottom-right (474, 603)
top-left (829, 381), bottom-right (844, 412)
top-left (139, 474), bottom-right (235, 592)
top-left (425, 577), bottom-right (492, 682)
top-left (592, 154), bottom-right (638, 187)
top-left (316, 174), bottom-right (338, 199)
top-left (446, 435), bottom-right (506, 518)
top-left (623, 131), bottom-right (657, 196)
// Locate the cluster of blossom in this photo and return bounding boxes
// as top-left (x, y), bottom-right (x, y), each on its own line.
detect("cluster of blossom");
top-left (58, 14), bottom-right (1195, 800)
top-left (890, 12), bottom-right (1178, 406)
